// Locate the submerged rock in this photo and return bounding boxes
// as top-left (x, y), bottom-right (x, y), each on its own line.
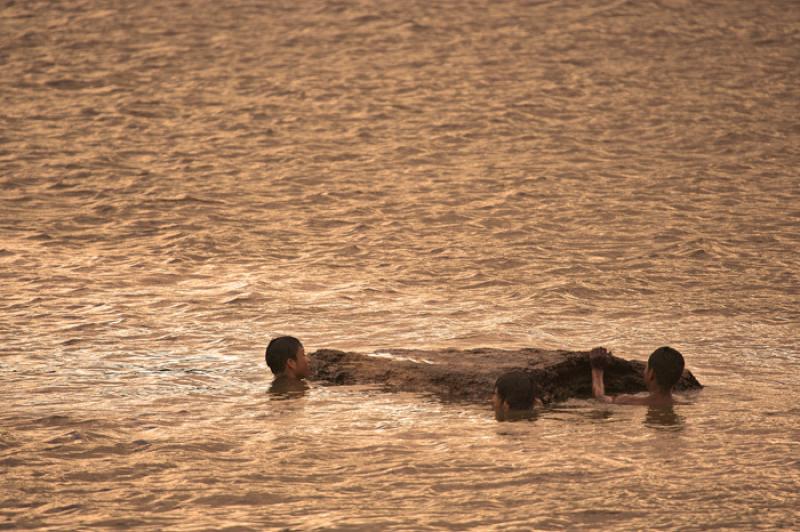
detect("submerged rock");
top-left (310, 348), bottom-right (702, 404)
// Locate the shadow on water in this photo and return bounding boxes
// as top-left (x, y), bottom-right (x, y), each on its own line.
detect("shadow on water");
top-left (267, 376), bottom-right (309, 398)
top-left (495, 409), bottom-right (538, 423)
top-left (643, 405), bottom-right (684, 431)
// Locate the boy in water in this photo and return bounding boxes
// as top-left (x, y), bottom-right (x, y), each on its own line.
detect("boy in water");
top-left (265, 336), bottom-right (311, 394)
top-left (589, 346), bottom-right (685, 406)
top-left (492, 371), bottom-right (536, 421)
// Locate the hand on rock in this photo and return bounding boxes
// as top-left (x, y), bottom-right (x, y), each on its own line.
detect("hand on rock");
top-left (589, 347), bottom-right (611, 370)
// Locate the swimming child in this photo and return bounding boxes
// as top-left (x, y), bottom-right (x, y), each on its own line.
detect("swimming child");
top-left (589, 346), bottom-right (685, 406)
top-left (492, 371), bottom-right (536, 421)
top-left (265, 336), bottom-right (311, 394)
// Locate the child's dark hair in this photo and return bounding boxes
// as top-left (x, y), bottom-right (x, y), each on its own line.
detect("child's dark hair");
top-left (495, 371), bottom-right (535, 410)
top-left (265, 336), bottom-right (303, 375)
top-left (647, 346), bottom-right (685, 392)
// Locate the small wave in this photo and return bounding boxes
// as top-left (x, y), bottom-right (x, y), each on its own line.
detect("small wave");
top-left (160, 194), bottom-right (228, 205)
top-left (44, 78), bottom-right (103, 91)
top-left (225, 293), bottom-right (267, 305)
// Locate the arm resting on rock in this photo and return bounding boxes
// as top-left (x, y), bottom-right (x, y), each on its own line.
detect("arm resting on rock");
top-left (589, 347), bottom-right (647, 405)
top-left (592, 367), bottom-right (648, 405)
top-left (591, 367), bottom-right (614, 403)
top-left (589, 347), bottom-right (614, 403)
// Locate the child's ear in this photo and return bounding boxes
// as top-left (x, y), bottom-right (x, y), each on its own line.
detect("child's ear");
top-left (286, 358), bottom-right (296, 371)
top-left (503, 401), bottom-right (511, 414)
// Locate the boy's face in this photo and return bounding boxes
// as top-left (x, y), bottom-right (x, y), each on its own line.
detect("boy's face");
top-left (644, 362), bottom-right (657, 389)
top-left (492, 388), bottom-right (507, 421)
top-left (288, 346), bottom-right (311, 379)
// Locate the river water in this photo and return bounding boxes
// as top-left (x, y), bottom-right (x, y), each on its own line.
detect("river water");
top-left (1, 0), bottom-right (799, 529)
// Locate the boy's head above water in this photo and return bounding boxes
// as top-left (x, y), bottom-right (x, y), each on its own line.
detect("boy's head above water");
top-left (265, 336), bottom-right (310, 380)
top-left (493, 371), bottom-right (535, 421)
top-left (646, 346), bottom-right (685, 393)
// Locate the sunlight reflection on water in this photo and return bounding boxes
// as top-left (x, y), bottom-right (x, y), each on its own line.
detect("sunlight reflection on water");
top-left (2, 0), bottom-right (800, 529)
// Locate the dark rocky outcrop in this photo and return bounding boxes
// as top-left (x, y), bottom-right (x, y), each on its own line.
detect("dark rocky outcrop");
top-left (311, 347), bottom-right (702, 404)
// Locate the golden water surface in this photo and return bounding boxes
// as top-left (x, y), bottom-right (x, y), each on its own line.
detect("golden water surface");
top-left (1, 0), bottom-right (799, 529)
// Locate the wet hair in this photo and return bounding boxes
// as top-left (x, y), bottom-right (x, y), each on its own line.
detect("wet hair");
top-left (647, 346), bottom-right (685, 392)
top-left (265, 336), bottom-right (303, 375)
top-left (494, 371), bottom-right (535, 410)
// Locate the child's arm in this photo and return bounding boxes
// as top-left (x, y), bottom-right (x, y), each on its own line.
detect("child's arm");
top-left (589, 347), bottom-right (649, 404)
top-left (589, 348), bottom-right (614, 403)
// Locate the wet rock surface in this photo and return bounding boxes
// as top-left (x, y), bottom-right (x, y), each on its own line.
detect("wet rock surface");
top-left (311, 348), bottom-right (702, 404)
